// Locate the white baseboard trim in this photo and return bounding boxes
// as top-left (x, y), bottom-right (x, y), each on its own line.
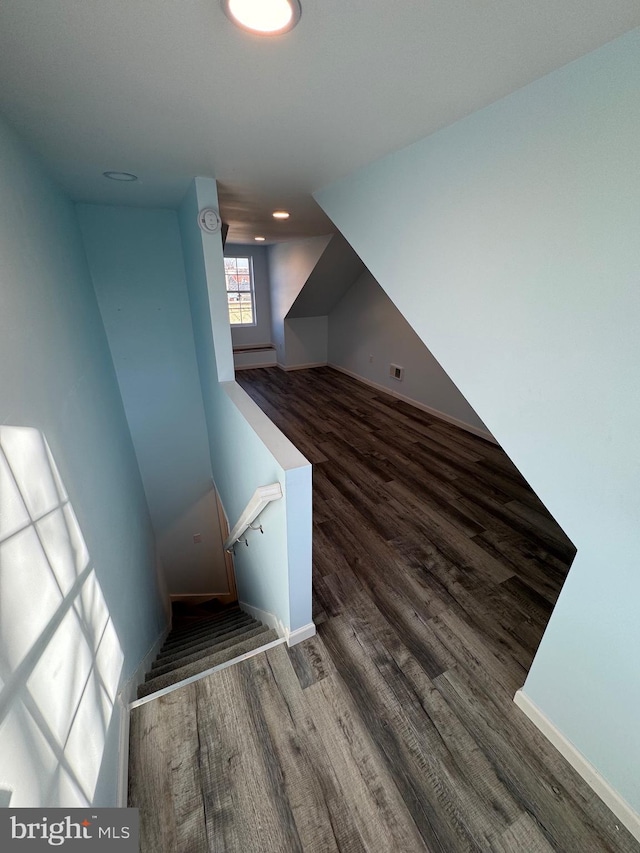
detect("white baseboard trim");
top-left (117, 625), bottom-right (170, 806)
top-left (239, 600), bottom-right (286, 638)
top-left (328, 363), bottom-right (497, 444)
top-left (238, 600), bottom-right (316, 647)
top-left (513, 690), bottom-right (640, 842)
top-left (286, 622), bottom-right (316, 647)
top-left (277, 361), bottom-right (328, 372)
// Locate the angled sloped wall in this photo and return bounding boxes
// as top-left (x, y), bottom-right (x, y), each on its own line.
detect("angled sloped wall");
top-left (328, 269), bottom-right (489, 436)
top-left (316, 29), bottom-right (640, 819)
top-left (287, 232), bottom-right (365, 319)
top-left (268, 235), bottom-right (331, 367)
top-left (268, 232), bottom-right (365, 369)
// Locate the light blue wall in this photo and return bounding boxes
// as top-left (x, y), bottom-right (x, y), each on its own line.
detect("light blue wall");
top-left (76, 205), bottom-right (227, 596)
top-left (316, 29), bottom-right (640, 811)
top-left (225, 244), bottom-right (273, 347)
top-left (329, 270), bottom-right (488, 433)
top-left (185, 179), bottom-right (235, 385)
top-left (0, 115), bottom-right (166, 807)
top-left (178, 179), bottom-right (312, 633)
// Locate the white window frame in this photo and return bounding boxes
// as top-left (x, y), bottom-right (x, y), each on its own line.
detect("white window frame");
top-left (224, 255), bottom-right (257, 327)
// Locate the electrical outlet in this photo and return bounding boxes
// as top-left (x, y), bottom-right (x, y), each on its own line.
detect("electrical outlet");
top-left (390, 363), bottom-right (404, 381)
top-left (193, 533), bottom-right (202, 544)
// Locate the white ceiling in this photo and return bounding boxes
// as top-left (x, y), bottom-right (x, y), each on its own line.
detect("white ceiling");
top-left (1, 1), bottom-right (638, 243)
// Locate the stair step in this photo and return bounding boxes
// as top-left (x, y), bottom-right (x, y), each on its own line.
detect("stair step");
top-left (162, 613), bottom-right (253, 652)
top-left (153, 620), bottom-right (261, 669)
top-left (160, 618), bottom-right (255, 659)
top-left (137, 629), bottom-right (279, 699)
top-left (166, 607), bottom-right (244, 642)
top-left (172, 601), bottom-right (240, 623)
top-left (150, 624), bottom-right (270, 678)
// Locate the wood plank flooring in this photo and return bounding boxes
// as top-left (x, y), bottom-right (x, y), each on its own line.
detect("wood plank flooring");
top-left (129, 367), bottom-right (638, 852)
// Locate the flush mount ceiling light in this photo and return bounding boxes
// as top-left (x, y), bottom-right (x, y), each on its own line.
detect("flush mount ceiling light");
top-left (254, 236), bottom-right (266, 241)
top-left (272, 210), bottom-right (290, 219)
top-left (222, 0), bottom-right (301, 36)
top-left (103, 171), bottom-right (138, 182)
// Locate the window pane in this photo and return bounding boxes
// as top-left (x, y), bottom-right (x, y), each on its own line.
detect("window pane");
top-left (228, 299), bottom-right (243, 324)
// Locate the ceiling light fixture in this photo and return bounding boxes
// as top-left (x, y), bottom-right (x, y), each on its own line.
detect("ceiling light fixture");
top-left (103, 171), bottom-right (138, 182)
top-left (221, 0), bottom-right (301, 36)
top-left (272, 210), bottom-right (290, 219)
top-left (254, 236), bottom-right (266, 241)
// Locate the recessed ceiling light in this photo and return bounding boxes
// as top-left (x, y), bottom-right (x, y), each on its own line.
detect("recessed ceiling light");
top-left (254, 236), bottom-right (266, 241)
top-left (103, 171), bottom-right (138, 182)
top-left (222, 0), bottom-right (301, 36)
top-left (272, 210), bottom-right (290, 219)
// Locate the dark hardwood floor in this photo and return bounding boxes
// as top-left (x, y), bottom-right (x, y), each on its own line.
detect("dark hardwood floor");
top-left (129, 366), bottom-right (638, 852)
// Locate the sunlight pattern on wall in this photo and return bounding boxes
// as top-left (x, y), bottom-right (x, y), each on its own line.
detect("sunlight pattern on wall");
top-left (0, 427), bottom-right (124, 806)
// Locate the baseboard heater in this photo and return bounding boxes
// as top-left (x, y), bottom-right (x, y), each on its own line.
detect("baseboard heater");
top-left (232, 343), bottom-right (276, 354)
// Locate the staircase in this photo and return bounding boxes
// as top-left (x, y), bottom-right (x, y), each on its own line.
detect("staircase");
top-left (137, 604), bottom-right (278, 699)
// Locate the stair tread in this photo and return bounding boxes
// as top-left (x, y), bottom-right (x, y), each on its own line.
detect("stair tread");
top-left (170, 603), bottom-right (240, 626)
top-left (155, 619), bottom-right (260, 666)
top-left (162, 613), bottom-right (253, 651)
top-left (160, 621), bottom-right (256, 659)
top-left (151, 624), bottom-right (269, 677)
top-left (137, 629), bottom-right (279, 699)
top-left (166, 608), bottom-right (245, 641)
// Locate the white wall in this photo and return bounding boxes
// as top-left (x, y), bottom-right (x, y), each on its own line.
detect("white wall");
top-left (287, 232), bottom-right (364, 319)
top-left (329, 270), bottom-right (488, 433)
top-left (285, 317), bottom-right (328, 368)
top-left (225, 243), bottom-right (273, 347)
top-left (0, 115), bottom-right (166, 807)
top-left (268, 236), bottom-right (330, 365)
top-left (316, 29), bottom-right (640, 814)
top-left (77, 205), bottom-right (228, 597)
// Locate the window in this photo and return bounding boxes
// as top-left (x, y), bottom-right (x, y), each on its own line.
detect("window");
top-left (224, 256), bottom-right (256, 325)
